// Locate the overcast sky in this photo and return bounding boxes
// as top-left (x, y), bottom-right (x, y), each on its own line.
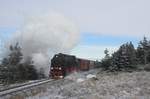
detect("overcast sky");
top-left (0, 0), bottom-right (150, 59)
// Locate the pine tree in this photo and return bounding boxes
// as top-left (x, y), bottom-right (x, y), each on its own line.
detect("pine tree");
top-left (1, 43), bottom-right (23, 83)
top-left (23, 57), bottom-right (38, 80)
top-left (111, 51), bottom-right (120, 71)
top-left (0, 58), bottom-right (9, 83)
top-left (9, 43), bottom-right (23, 81)
top-left (112, 42), bottom-right (137, 71)
top-left (126, 42), bottom-right (137, 69)
top-left (101, 49), bottom-right (112, 70)
top-left (17, 56), bottom-right (38, 80)
top-left (0, 43), bottom-right (39, 84)
top-left (104, 48), bottom-right (109, 59)
top-left (136, 37), bottom-right (150, 64)
top-left (147, 40), bottom-right (150, 63)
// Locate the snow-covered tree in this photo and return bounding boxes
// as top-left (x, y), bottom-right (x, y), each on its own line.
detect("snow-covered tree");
top-left (0, 43), bottom-right (39, 84)
top-left (111, 42), bottom-right (137, 71)
top-left (136, 37), bottom-right (150, 64)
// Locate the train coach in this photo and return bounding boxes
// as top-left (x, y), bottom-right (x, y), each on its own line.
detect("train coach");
top-left (49, 53), bottom-right (97, 79)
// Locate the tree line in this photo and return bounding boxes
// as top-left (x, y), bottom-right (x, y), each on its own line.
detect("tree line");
top-left (0, 37), bottom-right (149, 84)
top-left (100, 37), bottom-right (150, 72)
top-left (0, 43), bottom-right (45, 84)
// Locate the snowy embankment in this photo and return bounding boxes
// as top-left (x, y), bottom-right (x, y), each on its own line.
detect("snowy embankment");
top-left (27, 69), bottom-right (150, 99)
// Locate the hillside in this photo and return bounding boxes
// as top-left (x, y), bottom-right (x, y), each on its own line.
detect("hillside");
top-left (28, 69), bottom-right (150, 99)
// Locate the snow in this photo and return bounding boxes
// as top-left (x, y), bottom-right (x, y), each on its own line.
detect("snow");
top-left (26, 70), bottom-right (150, 99)
top-left (86, 74), bottom-right (96, 79)
top-left (65, 69), bottom-right (99, 82)
top-left (77, 78), bottom-right (85, 83)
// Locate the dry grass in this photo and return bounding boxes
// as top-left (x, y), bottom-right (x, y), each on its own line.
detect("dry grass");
top-left (28, 70), bottom-right (150, 99)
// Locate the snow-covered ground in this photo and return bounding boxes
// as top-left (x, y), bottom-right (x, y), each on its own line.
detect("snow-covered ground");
top-left (27, 69), bottom-right (150, 99)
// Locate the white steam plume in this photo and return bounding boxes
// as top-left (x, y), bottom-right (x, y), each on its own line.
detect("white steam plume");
top-left (11, 12), bottom-right (80, 76)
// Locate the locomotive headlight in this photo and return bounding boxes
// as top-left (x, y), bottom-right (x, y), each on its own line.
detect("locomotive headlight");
top-left (51, 67), bottom-right (53, 70)
top-left (59, 67), bottom-right (61, 70)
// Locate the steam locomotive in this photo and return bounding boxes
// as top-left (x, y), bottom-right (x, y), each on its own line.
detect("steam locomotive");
top-left (49, 53), bottom-right (97, 79)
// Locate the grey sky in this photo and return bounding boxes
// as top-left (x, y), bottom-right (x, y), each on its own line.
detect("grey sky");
top-left (0, 0), bottom-right (150, 37)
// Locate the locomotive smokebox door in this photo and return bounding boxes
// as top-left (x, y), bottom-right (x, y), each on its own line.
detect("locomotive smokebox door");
top-left (50, 54), bottom-right (65, 79)
top-left (50, 53), bottom-right (78, 79)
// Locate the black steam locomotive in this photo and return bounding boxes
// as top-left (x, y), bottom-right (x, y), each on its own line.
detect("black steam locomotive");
top-left (49, 53), bottom-right (97, 79)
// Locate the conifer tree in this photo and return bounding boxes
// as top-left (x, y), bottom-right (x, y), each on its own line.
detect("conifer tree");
top-left (101, 49), bottom-right (112, 70)
top-left (0, 43), bottom-right (23, 83)
top-left (112, 42), bottom-right (137, 71)
top-left (0, 43), bottom-right (39, 84)
top-left (137, 37), bottom-right (150, 64)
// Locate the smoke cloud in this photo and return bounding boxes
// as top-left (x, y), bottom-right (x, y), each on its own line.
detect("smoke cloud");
top-left (11, 12), bottom-right (80, 76)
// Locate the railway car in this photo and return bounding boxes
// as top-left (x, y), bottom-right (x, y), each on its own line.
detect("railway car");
top-left (50, 53), bottom-right (96, 79)
top-left (78, 58), bottom-right (90, 71)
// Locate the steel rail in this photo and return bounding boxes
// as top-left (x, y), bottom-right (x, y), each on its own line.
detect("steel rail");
top-left (0, 79), bottom-right (49, 92)
top-left (0, 79), bottom-right (53, 97)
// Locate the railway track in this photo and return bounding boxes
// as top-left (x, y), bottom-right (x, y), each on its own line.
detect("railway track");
top-left (0, 79), bottom-right (53, 97)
